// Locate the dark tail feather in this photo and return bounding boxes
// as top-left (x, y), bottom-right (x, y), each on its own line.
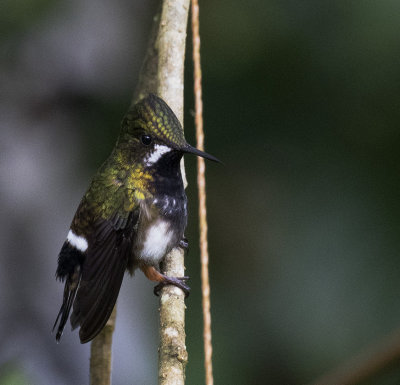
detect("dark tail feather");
top-left (76, 263), bottom-right (125, 343)
top-left (53, 271), bottom-right (82, 342)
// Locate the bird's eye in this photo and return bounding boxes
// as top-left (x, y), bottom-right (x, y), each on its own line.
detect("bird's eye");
top-left (141, 135), bottom-right (152, 146)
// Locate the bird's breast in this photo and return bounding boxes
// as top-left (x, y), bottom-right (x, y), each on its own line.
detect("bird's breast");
top-left (140, 219), bottom-right (174, 262)
top-left (134, 194), bottom-right (187, 265)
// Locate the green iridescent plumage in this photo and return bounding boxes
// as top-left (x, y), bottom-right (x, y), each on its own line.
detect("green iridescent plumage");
top-left (74, 94), bottom-right (188, 229)
top-left (54, 94), bottom-right (219, 343)
top-left (122, 95), bottom-right (187, 148)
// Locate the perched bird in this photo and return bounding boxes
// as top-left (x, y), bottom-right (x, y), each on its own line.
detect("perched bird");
top-left (53, 94), bottom-right (218, 343)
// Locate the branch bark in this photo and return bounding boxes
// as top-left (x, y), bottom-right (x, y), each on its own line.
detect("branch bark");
top-left (155, 1), bottom-right (190, 385)
top-left (131, 7), bottom-right (161, 106)
top-left (89, 307), bottom-right (116, 385)
top-left (191, 1), bottom-right (214, 385)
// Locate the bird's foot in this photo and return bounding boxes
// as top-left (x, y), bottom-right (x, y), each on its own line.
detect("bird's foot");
top-left (179, 237), bottom-right (189, 251)
top-left (154, 275), bottom-right (190, 298)
top-left (140, 264), bottom-right (190, 298)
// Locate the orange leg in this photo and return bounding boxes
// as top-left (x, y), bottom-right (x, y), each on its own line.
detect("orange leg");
top-left (140, 265), bottom-right (165, 282)
top-left (140, 264), bottom-right (190, 297)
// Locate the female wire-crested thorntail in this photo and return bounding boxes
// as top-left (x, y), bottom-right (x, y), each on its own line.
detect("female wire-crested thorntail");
top-left (53, 94), bottom-right (218, 343)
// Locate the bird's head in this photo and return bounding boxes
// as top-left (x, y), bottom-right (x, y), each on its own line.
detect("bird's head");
top-left (120, 94), bottom-right (219, 167)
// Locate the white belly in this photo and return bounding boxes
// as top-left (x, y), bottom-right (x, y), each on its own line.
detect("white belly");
top-left (140, 220), bottom-right (174, 263)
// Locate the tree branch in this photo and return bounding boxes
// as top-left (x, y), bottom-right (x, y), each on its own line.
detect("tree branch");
top-left (155, 1), bottom-right (190, 384)
top-left (131, 6), bottom-right (161, 106)
top-left (191, 1), bottom-right (214, 384)
top-left (89, 307), bottom-right (116, 385)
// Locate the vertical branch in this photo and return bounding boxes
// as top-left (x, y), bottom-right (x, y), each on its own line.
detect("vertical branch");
top-left (89, 307), bottom-right (117, 385)
top-left (191, 2), bottom-right (214, 385)
top-left (156, 0), bottom-right (190, 186)
top-left (131, 7), bottom-right (161, 106)
top-left (156, 1), bottom-right (191, 385)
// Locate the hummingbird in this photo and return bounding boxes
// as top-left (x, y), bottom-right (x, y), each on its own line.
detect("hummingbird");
top-left (53, 94), bottom-right (218, 343)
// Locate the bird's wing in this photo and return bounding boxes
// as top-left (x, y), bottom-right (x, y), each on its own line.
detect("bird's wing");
top-left (69, 209), bottom-right (138, 343)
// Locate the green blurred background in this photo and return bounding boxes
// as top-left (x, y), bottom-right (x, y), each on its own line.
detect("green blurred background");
top-left (1, 1), bottom-right (400, 384)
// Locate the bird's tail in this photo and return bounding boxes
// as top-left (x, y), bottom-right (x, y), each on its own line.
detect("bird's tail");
top-left (53, 267), bottom-right (82, 342)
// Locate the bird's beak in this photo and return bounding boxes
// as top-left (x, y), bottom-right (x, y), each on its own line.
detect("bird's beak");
top-left (184, 144), bottom-right (221, 163)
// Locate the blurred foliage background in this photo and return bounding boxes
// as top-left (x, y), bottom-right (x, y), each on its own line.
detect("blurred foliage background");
top-left (1, 0), bottom-right (400, 384)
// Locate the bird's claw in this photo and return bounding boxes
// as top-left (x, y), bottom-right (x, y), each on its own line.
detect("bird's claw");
top-left (154, 276), bottom-right (190, 298)
top-left (179, 237), bottom-right (189, 251)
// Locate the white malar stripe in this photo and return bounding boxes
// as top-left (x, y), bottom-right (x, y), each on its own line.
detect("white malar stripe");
top-left (146, 144), bottom-right (171, 166)
top-left (67, 230), bottom-right (88, 252)
top-left (141, 220), bottom-right (173, 262)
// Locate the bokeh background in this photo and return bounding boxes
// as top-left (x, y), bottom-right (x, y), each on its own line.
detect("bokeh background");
top-left (1, 0), bottom-right (400, 384)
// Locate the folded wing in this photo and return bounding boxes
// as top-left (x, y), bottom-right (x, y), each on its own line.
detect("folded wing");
top-left (72, 211), bottom-right (138, 343)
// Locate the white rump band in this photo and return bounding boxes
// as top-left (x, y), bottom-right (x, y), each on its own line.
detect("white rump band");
top-left (67, 230), bottom-right (88, 252)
